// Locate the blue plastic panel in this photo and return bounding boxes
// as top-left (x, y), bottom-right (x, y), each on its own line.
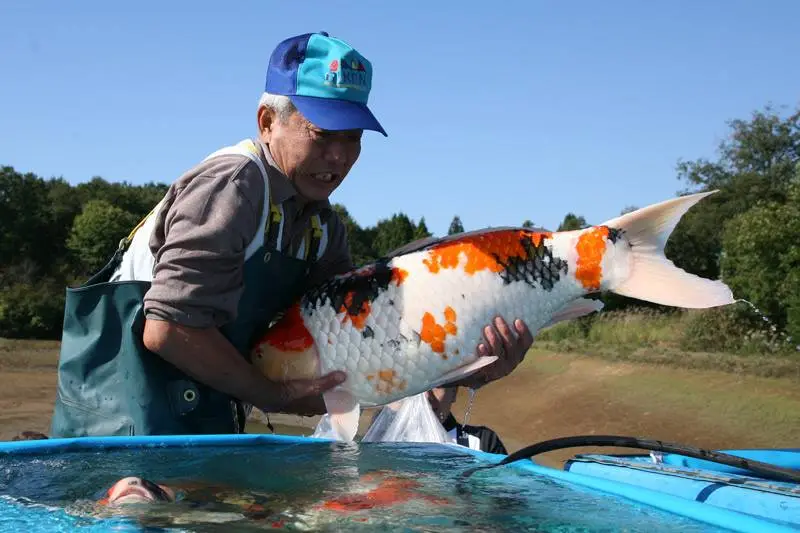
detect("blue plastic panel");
top-left (0, 434), bottom-right (797, 533)
top-left (565, 458), bottom-right (800, 529)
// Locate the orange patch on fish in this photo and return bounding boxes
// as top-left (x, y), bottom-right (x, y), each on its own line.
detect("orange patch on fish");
top-left (575, 226), bottom-right (610, 290)
top-left (258, 303), bottom-right (313, 352)
top-left (319, 474), bottom-right (450, 512)
top-left (367, 368), bottom-right (407, 395)
top-left (420, 306), bottom-right (458, 357)
top-left (340, 291), bottom-right (371, 330)
top-left (423, 231), bottom-right (551, 276)
top-left (391, 267), bottom-right (408, 285)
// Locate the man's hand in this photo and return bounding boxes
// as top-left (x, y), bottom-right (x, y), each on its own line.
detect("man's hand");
top-left (451, 317), bottom-right (534, 390)
top-left (143, 318), bottom-right (345, 417)
top-left (262, 372), bottom-right (347, 416)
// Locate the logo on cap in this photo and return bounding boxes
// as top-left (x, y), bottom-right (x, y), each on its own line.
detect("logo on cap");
top-left (324, 58), bottom-right (368, 91)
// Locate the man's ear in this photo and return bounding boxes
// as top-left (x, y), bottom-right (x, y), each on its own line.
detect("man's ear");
top-left (257, 106), bottom-right (276, 142)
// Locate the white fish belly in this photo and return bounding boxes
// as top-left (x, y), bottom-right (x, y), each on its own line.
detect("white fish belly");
top-left (303, 241), bottom-right (585, 408)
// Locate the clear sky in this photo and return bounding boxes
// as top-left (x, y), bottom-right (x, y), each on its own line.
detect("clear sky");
top-left (2, 1), bottom-right (798, 235)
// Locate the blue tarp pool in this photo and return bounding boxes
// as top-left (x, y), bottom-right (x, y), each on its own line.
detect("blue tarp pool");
top-left (564, 449), bottom-right (800, 530)
top-left (1, 434), bottom-right (797, 532)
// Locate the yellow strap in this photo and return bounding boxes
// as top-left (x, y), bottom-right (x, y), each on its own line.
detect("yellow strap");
top-left (302, 228), bottom-right (311, 259)
top-left (311, 215), bottom-right (323, 237)
top-left (236, 138), bottom-right (260, 157)
top-left (302, 215), bottom-right (323, 260)
top-left (118, 206), bottom-right (156, 251)
top-left (239, 138), bottom-right (284, 242)
top-left (270, 204), bottom-right (282, 224)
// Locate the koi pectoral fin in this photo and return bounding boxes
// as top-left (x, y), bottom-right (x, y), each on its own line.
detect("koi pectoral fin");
top-left (542, 298), bottom-right (604, 329)
top-left (323, 390), bottom-right (361, 442)
top-left (428, 355), bottom-right (499, 390)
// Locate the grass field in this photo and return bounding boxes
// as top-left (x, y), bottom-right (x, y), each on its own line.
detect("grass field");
top-left (534, 306), bottom-right (800, 378)
top-left (2, 334), bottom-right (798, 469)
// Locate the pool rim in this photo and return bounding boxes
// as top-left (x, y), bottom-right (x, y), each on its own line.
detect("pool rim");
top-left (0, 433), bottom-right (795, 533)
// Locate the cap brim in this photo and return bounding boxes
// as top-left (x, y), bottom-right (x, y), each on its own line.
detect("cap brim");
top-left (288, 95), bottom-right (387, 137)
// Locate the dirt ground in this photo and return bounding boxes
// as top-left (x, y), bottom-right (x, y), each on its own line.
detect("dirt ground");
top-left (3, 342), bottom-right (798, 469)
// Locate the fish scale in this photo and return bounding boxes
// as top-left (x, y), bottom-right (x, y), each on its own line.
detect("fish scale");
top-left (252, 191), bottom-right (735, 441)
top-left (263, 229), bottom-right (586, 407)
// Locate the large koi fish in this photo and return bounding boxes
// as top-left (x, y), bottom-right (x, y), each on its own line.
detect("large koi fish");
top-left (251, 191), bottom-right (734, 441)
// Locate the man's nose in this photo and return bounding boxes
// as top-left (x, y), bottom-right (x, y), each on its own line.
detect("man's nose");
top-left (324, 139), bottom-right (349, 164)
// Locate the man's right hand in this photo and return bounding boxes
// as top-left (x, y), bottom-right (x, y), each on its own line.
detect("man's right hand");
top-left (260, 371), bottom-right (347, 416)
top-left (143, 318), bottom-right (346, 416)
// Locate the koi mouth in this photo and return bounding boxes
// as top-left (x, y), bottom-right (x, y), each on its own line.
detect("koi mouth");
top-left (110, 486), bottom-right (157, 504)
top-left (103, 477), bottom-right (175, 505)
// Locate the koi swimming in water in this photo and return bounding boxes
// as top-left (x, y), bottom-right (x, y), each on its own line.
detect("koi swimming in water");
top-left (252, 191), bottom-right (735, 441)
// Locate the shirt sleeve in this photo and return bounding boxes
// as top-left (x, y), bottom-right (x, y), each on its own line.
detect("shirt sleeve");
top-left (305, 212), bottom-right (354, 288)
top-left (143, 160), bottom-right (263, 328)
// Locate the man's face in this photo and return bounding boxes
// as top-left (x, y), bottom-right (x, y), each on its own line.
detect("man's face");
top-left (427, 387), bottom-right (458, 423)
top-left (260, 107), bottom-right (362, 202)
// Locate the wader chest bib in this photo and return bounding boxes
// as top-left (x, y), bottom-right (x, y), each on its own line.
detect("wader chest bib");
top-left (50, 141), bottom-right (324, 437)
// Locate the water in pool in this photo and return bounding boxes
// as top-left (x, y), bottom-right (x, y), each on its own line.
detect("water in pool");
top-left (0, 441), bottom-right (727, 532)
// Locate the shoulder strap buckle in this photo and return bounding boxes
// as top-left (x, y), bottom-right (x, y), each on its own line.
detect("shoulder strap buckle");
top-left (302, 215), bottom-right (324, 261)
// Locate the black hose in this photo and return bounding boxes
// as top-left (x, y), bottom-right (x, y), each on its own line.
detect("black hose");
top-left (459, 435), bottom-right (800, 484)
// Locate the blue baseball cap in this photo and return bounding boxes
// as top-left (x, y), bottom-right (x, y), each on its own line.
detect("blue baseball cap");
top-left (265, 32), bottom-right (387, 137)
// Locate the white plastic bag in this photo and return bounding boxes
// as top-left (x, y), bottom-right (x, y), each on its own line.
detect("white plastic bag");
top-left (310, 412), bottom-right (340, 440)
top-left (310, 392), bottom-right (451, 443)
top-left (361, 392), bottom-right (450, 444)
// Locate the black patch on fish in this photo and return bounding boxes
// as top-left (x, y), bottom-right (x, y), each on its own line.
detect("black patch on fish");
top-left (493, 236), bottom-right (568, 291)
top-left (362, 326), bottom-right (374, 339)
top-left (607, 227), bottom-right (625, 244)
top-left (302, 258), bottom-right (395, 318)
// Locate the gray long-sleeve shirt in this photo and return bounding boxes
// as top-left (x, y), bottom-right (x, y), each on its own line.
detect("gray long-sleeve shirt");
top-left (143, 139), bottom-right (353, 328)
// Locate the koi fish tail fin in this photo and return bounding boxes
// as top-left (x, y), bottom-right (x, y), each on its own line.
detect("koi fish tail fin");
top-left (602, 190), bottom-right (735, 309)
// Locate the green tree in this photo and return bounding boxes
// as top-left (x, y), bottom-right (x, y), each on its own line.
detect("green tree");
top-left (373, 213), bottom-right (417, 257)
top-left (522, 219), bottom-right (535, 228)
top-left (557, 213), bottom-right (588, 231)
top-left (0, 278), bottom-right (66, 339)
top-left (448, 215), bottom-right (464, 235)
top-left (0, 167), bottom-right (56, 273)
top-left (74, 177), bottom-right (167, 218)
top-left (67, 200), bottom-right (140, 275)
top-left (666, 106), bottom-right (800, 279)
top-left (720, 170), bottom-right (800, 339)
top-left (45, 177), bottom-right (84, 267)
top-left (332, 204), bottom-right (377, 267)
top-left (415, 217), bottom-right (432, 240)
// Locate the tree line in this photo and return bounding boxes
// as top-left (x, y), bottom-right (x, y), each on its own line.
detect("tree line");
top-left (1, 105), bottom-right (798, 342)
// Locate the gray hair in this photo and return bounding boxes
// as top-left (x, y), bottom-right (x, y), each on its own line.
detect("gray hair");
top-left (257, 92), bottom-right (296, 122)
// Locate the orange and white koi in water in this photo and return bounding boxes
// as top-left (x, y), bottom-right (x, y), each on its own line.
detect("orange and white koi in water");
top-left (251, 191), bottom-right (734, 441)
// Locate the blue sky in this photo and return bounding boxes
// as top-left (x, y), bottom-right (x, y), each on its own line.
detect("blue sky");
top-left (2, 1), bottom-right (799, 235)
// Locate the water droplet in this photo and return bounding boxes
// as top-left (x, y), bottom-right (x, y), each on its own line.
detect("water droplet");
top-left (462, 387), bottom-right (478, 428)
top-left (735, 299), bottom-right (797, 350)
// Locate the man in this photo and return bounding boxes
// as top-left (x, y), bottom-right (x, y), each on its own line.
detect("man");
top-left (427, 386), bottom-right (508, 455)
top-left (50, 31), bottom-right (533, 438)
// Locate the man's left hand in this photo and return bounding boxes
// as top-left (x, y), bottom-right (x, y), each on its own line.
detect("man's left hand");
top-left (452, 317), bottom-right (534, 390)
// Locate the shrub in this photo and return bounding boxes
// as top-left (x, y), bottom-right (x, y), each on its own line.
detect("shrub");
top-left (0, 280), bottom-right (65, 340)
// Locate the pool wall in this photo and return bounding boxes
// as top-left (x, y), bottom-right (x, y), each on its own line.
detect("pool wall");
top-left (0, 434), bottom-right (796, 533)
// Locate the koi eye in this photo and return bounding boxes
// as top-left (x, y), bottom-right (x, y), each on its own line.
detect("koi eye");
top-left (140, 478), bottom-right (173, 502)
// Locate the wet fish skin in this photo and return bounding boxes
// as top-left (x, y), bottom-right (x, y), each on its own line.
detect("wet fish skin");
top-left (252, 191), bottom-right (734, 441)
